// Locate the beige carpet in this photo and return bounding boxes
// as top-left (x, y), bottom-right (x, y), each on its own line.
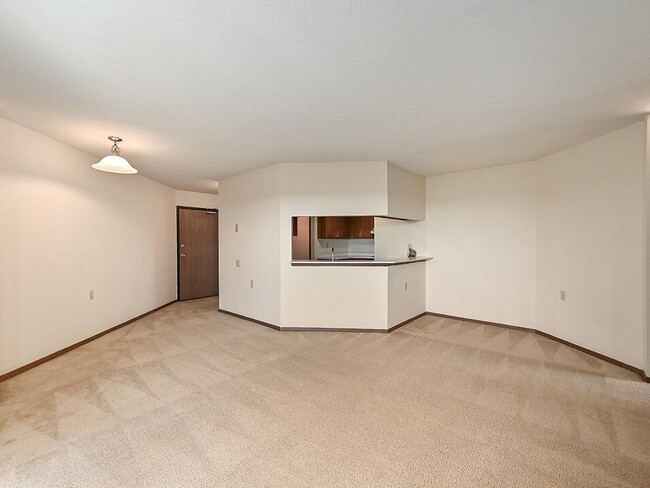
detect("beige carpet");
top-left (1, 297), bottom-right (649, 487)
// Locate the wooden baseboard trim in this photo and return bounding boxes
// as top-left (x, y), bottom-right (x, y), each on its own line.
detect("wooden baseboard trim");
top-left (0, 300), bottom-right (177, 383)
top-left (387, 312), bottom-right (428, 332)
top-left (218, 308), bottom-right (281, 331)
top-left (218, 308), bottom-right (426, 334)
top-left (280, 327), bottom-right (388, 333)
top-left (427, 311), bottom-right (647, 382)
top-left (5, 302), bottom-right (645, 384)
top-left (534, 330), bottom-right (645, 378)
top-left (426, 312), bottom-right (536, 333)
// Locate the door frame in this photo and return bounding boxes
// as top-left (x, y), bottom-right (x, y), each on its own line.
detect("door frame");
top-left (176, 205), bottom-right (219, 301)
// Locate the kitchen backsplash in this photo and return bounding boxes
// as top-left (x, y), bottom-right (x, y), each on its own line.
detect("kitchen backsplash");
top-left (314, 238), bottom-right (374, 260)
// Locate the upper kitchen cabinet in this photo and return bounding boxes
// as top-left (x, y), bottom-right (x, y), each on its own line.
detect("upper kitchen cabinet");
top-left (350, 216), bottom-right (374, 238)
top-left (317, 216), bottom-right (374, 239)
top-left (317, 216), bottom-right (350, 239)
top-left (386, 163), bottom-right (425, 221)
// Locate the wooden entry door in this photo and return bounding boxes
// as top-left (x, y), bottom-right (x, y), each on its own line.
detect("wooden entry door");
top-left (178, 207), bottom-right (219, 300)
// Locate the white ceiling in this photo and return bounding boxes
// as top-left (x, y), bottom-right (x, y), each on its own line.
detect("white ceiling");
top-left (2, 1), bottom-right (650, 193)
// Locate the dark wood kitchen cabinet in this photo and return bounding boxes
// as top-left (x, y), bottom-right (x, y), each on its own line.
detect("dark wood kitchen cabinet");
top-left (350, 216), bottom-right (374, 238)
top-left (317, 217), bottom-right (350, 238)
top-left (317, 216), bottom-right (374, 239)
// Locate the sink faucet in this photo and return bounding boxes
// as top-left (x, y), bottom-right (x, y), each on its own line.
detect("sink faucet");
top-left (331, 247), bottom-right (335, 261)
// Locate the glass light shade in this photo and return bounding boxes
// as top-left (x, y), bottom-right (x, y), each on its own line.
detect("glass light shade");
top-left (92, 155), bottom-right (138, 174)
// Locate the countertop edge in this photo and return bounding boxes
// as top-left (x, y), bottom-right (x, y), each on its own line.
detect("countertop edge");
top-left (291, 257), bottom-right (432, 267)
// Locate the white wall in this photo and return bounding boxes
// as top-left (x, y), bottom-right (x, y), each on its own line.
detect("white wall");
top-left (278, 162), bottom-right (390, 328)
top-left (388, 263), bottom-right (426, 328)
top-left (219, 161), bottom-right (389, 327)
top-left (219, 160), bottom-right (426, 330)
top-left (279, 161), bottom-right (389, 216)
top-left (426, 161), bottom-right (538, 328)
top-left (218, 165), bottom-right (282, 325)
top-left (174, 190), bottom-right (218, 209)
top-left (646, 118), bottom-right (650, 375)
top-left (426, 122), bottom-right (646, 369)
top-left (281, 267), bottom-right (388, 329)
top-left (536, 122), bottom-right (646, 368)
top-left (387, 163), bottom-right (426, 220)
top-left (374, 217), bottom-right (427, 259)
top-left (0, 118), bottom-right (176, 375)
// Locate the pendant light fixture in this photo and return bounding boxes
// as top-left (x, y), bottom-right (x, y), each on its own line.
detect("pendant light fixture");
top-left (92, 136), bottom-right (138, 174)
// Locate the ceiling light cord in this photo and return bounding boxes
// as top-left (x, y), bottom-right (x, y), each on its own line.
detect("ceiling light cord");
top-left (108, 135), bottom-right (123, 156)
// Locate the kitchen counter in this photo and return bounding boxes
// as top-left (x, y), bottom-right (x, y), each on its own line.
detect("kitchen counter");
top-left (291, 256), bottom-right (431, 267)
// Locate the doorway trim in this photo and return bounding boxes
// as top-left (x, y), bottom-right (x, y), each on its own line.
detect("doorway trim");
top-left (176, 205), bottom-right (218, 301)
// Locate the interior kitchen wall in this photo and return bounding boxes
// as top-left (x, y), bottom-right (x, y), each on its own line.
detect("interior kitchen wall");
top-left (0, 117), bottom-right (177, 375)
top-left (219, 161), bottom-right (394, 328)
top-left (279, 162), bottom-right (427, 329)
top-left (282, 266), bottom-right (389, 329)
top-left (387, 163), bottom-right (426, 220)
top-left (291, 216), bottom-right (310, 260)
top-left (279, 161), bottom-right (389, 216)
top-left (426, 121), bottom-right (647, 369)
top-left (312, 237), bottom-right (375, 260)
top-left (278, 162), bottom-right (390, 328)
top-left (388, 263), bottom-right (426, 327)
top-left (219, 161), bottom-right (427, 329)
top-left (373, 217), bottom-right (426, 259)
